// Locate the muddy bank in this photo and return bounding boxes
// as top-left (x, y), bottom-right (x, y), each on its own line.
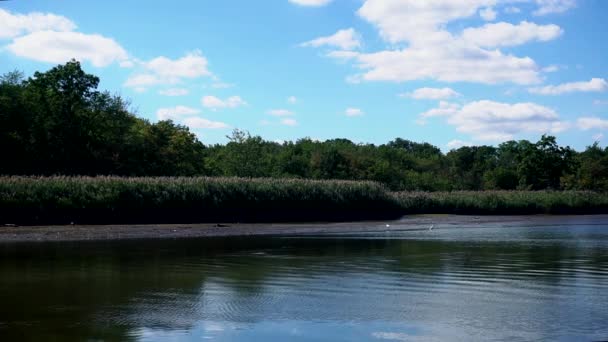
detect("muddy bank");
top-left (1, 215), bottom-right (606, 243)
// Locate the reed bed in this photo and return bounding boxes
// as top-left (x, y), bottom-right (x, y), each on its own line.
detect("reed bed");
top-left (0, 176), bottom-right (402, 225)
top-left (1, 177), bottom-right (607, 225)
top-left (395, 191), bottom-right (608, 215)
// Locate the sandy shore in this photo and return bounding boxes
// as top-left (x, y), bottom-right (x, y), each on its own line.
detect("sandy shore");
top-left (1, 214), bottom-right (606, 243)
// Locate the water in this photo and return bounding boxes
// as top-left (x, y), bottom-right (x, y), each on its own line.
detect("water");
top-left (1, 217), bottom-right (607, 341)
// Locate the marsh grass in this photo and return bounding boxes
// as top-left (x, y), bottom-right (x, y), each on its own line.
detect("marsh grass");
top-left (0, 176), bottom-right (401, 225)
top-left (395, 191), bottom-right (608, 215)
top-left (1, 177), bottom-right (606, 225)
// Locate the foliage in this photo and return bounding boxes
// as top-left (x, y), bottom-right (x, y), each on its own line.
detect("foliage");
top-left (1, 62), bottom-right (606, 192)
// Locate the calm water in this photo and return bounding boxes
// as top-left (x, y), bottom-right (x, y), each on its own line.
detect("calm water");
top-left (1, 217), bottom-right (607, 341)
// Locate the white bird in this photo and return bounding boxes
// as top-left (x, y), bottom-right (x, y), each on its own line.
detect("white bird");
top-left (429, 224), bottom-right (434, 231)
top-left (386, 224), bottom-right (391, 228)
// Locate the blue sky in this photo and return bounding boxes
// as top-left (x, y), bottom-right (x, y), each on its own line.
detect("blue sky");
top-left (1, 0), bottom-right (607, 150)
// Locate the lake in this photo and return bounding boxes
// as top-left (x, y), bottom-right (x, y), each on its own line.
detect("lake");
top-left (1, 216), bottom-right (607, 341)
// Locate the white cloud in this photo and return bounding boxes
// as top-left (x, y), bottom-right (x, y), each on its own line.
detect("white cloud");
top-left (287, 96), bottom-right (298, 104)
top-left (350, 0), bottom-right (544, 85)
top-left (183, 117), bottom-right (230, 129)
top-left (301, 28), bottom-right (361, 50)
top-left (534, 0), bottom-right (577, 16)
top-left (354, 47), bottom-right (539, 85)
top-left (268, 109), bottom-right (295, 116)
top-left (417, 101), bottom-right (461, 124)
top-left (145, 50), bottom-right (210, 80)
top-left (156, 106), bottom-right (200, 121)
top-left (8, 30), bottom-right (128, 67)
top-left (201, 95), bottom-right (247, 110)
top-left (420, 100), bottom-right (569, 141)
top-left (124, 74), bottom-right (164, 89)
top-left (447, 140), bottom-right (474, 149)
top-left (158, 88), bottom-right (189, 96)
top-left (326, 50), bottom-right (361, 60)
top-left (541, 65), bottom-right (561, 73)
top-left (594, 100), bottom-right (608, 106)
top-left (281, 118), bottom-right (298, 126)
top-left (461, 21), bottom-right (562, 48)
top-left (480, 7), bottom-right (497, 21)
top-left (577, 117), bottom-right (608, 131)
top-left (593, 133), bottom-right (604, 141)
top-left (358, 0), bottom-right (496, 44)
top-left (124, 51), bottom-right (211, 91)
top-left (0, 8), bottom-right (76, 39)
top-left (529, 78), bottom-right (608, 95)
top-left (288, 0), bottom-right (332, 7)
top-left (345, 108), bottom-right (364, 117)
top-left (119, 60), bottom-right (135, 68)
top-left (403, 87), bottom-right (461, 100)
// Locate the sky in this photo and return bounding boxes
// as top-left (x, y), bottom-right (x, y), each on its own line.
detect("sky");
top-left (1, 0), bottom-right (607, 150)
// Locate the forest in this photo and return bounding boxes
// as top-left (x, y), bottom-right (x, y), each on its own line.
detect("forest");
top-left (1, 61), bottom-right (607, 192)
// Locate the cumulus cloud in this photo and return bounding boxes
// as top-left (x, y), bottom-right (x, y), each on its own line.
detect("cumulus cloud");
top-left (403, 87), bottom-right (461, 100)
top-left (420, 100), bottom-right (569, 141)
top-left (156, 105), bottom-right (200, 121)
top-left (345, 108), bottom-right (364, 117)
top-left (347, 0), bottom-right (546, 85)
top-left (124, 51), bottom-right (211, 91)
top-left (145, 51), bottom-right (210, 79)
top-left (529, 78), bottom-right (608, 95)
top-left (158, 88), bottom-right (189, 96)
top-left (534, 0), bottom-right (577, 16)
top-left (201, 95), bottom-right (247, 110)
top-left (183, 117), bottom-right (230, 129)
top-left (0, 8), bottom-right (76, 39)
top-left (461, 21), bottom-right (562, 47)
top-left (354, 47), bottom-right (539, 84)
top-left (541, 65), bottom-right (561, 73)
top-left (577, 117), bottom-right (608, 131)
top-left (326, 50), bottom-right (361, 60)
top-left (301, 28), bottom-right (361, 50)
top-left (288, 0), bottom-right (332, 6)
top-left (8, 31), bottom-right (128, 67)
top-left (479, 7), bottom-right (497, 21)
top-left (123, 74), bottom-right (164, 88)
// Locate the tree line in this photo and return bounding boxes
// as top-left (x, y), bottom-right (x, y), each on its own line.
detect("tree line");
top-left (1, 61), bottom-right (607, 191)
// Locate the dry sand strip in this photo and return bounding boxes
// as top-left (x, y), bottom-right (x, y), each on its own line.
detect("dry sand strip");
top-left (1, 215), bottom-right (606, 243)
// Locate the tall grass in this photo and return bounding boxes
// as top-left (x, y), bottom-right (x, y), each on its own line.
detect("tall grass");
top-left (1, 177), bottom-right (607, 225)
top-left (395, 191), bottom-right (608, 215)
top-left (0, 176), bottom-right (402, 225)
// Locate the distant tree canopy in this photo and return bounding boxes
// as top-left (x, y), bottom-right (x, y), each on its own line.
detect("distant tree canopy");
top-left (1, 61), bottom-right (607, 191)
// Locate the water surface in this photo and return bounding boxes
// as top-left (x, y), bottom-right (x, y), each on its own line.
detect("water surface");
top-left (1, 216), bottom-right (607, 341)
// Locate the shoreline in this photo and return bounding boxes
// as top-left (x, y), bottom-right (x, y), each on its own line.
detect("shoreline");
top-left (1, 214), bottom-right (606, 243)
